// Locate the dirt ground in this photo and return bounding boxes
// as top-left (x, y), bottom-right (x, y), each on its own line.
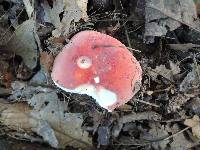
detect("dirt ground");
top-left (0, 0), bottom-right (200, 150)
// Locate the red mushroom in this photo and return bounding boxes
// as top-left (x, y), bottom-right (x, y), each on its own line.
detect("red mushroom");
top-left (51, 31), bottom-right (142, 111)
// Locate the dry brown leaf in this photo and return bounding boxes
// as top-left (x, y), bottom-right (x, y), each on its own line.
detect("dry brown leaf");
top-left (147, 65), bottom-right (173, 81)
top-left (0, 99), bottom-right (32, 131)
top-left (42, 0), bottom-right (88, 37)
top-left (117, 104), bottom-right (133, 111)
top-left (0, 93), bottom-right (92, 149)
top-left (146, 123), bottom-right (169, 149)
top-left (147, 61), bottom-right (180, 82)
top-left (112, 111), bottom-right (161, 138)
top-left (169, 60), bottom-right (181, 75)
top-left (40, 51), bottom-right (54, 73)
top-left (180, 64), bottom-right (200, 93)
top-left (184, 115), bottom-right (200, 139)
top-left (145, 0), bottom-right (200, 38)
top-left (168, 94), bottom-right (190, 112)
top-left (167, 124), bottom-right (193, 150)
top-left (5, 19), bottom-right (40, 70)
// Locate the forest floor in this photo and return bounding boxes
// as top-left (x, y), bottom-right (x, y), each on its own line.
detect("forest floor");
top-left (0, 0), bottom-right (200, 149)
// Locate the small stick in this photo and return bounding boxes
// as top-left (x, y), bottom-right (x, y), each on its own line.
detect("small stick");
top-left (135, 99), bottom-right (160, 108)
top-left (124, 26), bottom-right (132, 48)
top-left (163, 126), bottom-right (190, 141)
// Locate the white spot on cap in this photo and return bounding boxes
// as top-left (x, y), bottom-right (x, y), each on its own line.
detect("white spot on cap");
top-left (94, 76), bottom-right (100, 83)
top-left (53, 81), bottom-right (117, 111)
top-left (76, 56), bottom-right (92, 69)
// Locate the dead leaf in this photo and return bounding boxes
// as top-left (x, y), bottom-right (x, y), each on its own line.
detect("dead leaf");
top-left (142, 123), bottom-right (169, 149)
top-left (23, 0), bottom-right (34, 18)
top-left (195, 1), bottom-right (200, 15)
top-left (0, 58), bottom-right (14, 87)
top-left (180, 64), bottom-right (200, 93)
top-left (45, 36), bottom-right (65, 54)
top-left (169, 60), bottom-right (181, 75)
top-left (41, 0), bottom-right (88, 37)
top-left (0, 92), bottom-right (93, 149)
top-left (0, 87), bottom-right (11, 96)
top-left (145, 0), bottom-right (200, 40)
top-left (167, 124), bottom-right (193, 150)
top-left (29, 68), bottom-right (51, 85)
top-left (28, 92), bottom-right (92, 148)
top-left (168, 94), bottom-right (190, 112)
top-left (0, 21), bottom-right (12, 46)
top-left (120, 112), bottom-right (161, 124)
top-left (41, 0), bottom-right (63, 28)
top-left (184, 115), bottom-right (200, 139)
top-left (89, 110), bottom-right (103, 134)
top-left (97, 126), bottom-right (110, 146)
top-left (8, 81), bottom-right (54, 101)
top-left (40, 51), bottom-right (54, 73)
top-left (147, 65), bottom-right (173, 81)
top-left (112, 111), bottom-right (161, 138)
top-left (5, 19), bottom-right (40, 70)
top-left (186, 97), bottom-right (200, 116)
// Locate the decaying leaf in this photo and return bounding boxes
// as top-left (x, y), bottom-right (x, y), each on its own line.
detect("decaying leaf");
top-left (29, 92), bottom-right (92, 148)
top-left (0, 22), bottom-right (12, 46)
top-left (169, 124), bottom-right (193, 150)
top-left (145, 0), bottom-right (200, 40)
top-left (29, 68), bottom-right (50, 85)
top-left (0, 92), bottom-right (92, 149)
top-left (8, 81), bottom-right (54, 100)
top-left (180, 64), bottom-right (200, 93)
top-left (142, 123), bottom-right (169, 150)
top-left (169, 60), bottom-right (181, 75)
top-left (168, 94), bottom-right (190, 112)
top-left (97, 126), bottom-right (110, 146)
top-left (5, 19), bottom-right (40, 70)
top-left (41, 0), bottom-right (88, 37)
top-left (28, 51), bottom-right (54, 85)
top-left (41, 0), bottom-right (63, 28)
top-left (147, 64), bottom-right (179, 82)
top-left (0, 57), bottom-right (14, 87)
top-left (0, 99), bottom-right (32, 130)
top-left (112, 111), bottom-right (161, 138)
top-left (40, 51), bottom-right (54, 73)
top-left (23, 0), bottom-right (34, 18)
top-left (184, 115), bottom-right (200, 139)
top-left (186, 97), bottom-right (200, 116)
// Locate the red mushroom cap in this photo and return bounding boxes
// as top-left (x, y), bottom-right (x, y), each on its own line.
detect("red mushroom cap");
top-left (51, 31), bottom-right (142, 111)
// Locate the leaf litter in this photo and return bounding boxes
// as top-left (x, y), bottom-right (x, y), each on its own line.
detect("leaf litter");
top-left (0, 0), bottom-right (200, 149)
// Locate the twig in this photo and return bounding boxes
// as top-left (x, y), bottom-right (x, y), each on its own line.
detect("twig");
top-left (129, 24), bottom-right (144, 33)
top-left (125, 47), bottom-right (141, 52)
top-left (135, 99), bottom-right (160, 108)
top-left (163, 126), bottom-right (191, 141)
top-left (124, 26), bottom-right (132, 48)
top-left (159, 118), bottom-right (184, 123)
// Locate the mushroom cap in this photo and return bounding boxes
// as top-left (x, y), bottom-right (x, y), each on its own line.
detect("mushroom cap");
top-left (51, 31), bottom-right (142, 111)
